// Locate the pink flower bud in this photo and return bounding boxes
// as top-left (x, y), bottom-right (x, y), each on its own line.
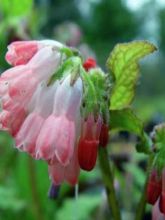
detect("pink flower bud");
top-left (6, 41), bottom-right (38, 66)
top-left (5, 40), bottom-right (63, 66)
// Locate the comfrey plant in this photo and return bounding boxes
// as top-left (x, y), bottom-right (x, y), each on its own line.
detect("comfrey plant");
top-left (0, 39), bottom-right (164, 220)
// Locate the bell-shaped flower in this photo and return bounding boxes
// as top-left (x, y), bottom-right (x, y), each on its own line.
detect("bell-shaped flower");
top-left (8, 46), bottom-right (61, 104)
top-left (36, 75), bottom-right (83, 166)
top-left (48, 146), bottom-right (80, 185)
top-left (6, 41), bottom-right (39, 66)
top-left (15, 82), bottom-right (58, 157)
top-left (78, 115), bottom-right (102, 171)
top-left (0, 104), bottom-right (26, 136)
top-left (5, 40), bottom-right (63, 66)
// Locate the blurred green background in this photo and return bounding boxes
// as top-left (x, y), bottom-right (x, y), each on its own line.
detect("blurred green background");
top-left (0, 0), bottom-right (165, 219)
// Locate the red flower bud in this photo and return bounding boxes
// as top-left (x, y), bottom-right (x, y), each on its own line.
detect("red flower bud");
top-left (83, 57), bottom-right (96, 71)
top-left (146, 170), bottom-right (162, 205)
top-left (78, 138), bottom-right (99, 171)
top-left (99, 123), bottom-right (109, 147)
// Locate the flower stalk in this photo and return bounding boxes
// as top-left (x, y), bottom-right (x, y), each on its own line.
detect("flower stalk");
top-left (98, 147), bottom-right (121, 220)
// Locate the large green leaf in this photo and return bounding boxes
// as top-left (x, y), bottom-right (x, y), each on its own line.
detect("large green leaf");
top-left (110, 108), bottom-right (152, 153)
top-left (107, 41), bottom-right (157, 110)
top-left (110, 108), bottom-right (143, 136)
top-left (0, 0), bottom-right (33, 18)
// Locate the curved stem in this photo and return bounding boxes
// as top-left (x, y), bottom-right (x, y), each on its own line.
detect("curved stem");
top-left (98, 148), bottom-right (121, 220)
top-left (28, 157), bottom-right (44, 220)
top-left (134, 154), bottom-right (154, 220)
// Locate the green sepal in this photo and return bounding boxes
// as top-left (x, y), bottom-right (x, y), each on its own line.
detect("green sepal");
top-left (152, 124), bottom-right (165, 172)
top-left (47, 56), bottom-right (82, 86)
top-left (136, 132), bottom-right (152, 154)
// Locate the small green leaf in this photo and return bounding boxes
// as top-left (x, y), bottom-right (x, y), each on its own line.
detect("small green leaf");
top-left (110, 108), bottom-right (143, 136)
top-left (107, 41), bottom-right (157, 110)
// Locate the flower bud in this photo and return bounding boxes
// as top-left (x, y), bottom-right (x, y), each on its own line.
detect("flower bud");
top-left (99, 123), bottom-right (109, 147)
top-left (78, 138), bottom-right (98, 171)
top-left (146, 169), bottom-right (162, 205)
top-left (83, 57), bottom-right (96, 71)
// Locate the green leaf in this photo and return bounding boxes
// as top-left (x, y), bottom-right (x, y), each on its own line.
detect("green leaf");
top-left (110, 108), bottom-right (143, 136)
top-left (0, 0), bottom-right (33, 18)
top-left (107, 41), bottom-right (157, 110)
top-left (55, 195), bottom-right (100, 220)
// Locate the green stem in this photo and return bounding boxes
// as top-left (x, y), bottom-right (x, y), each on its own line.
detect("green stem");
top-left (28, 157), bottom-right (44, 220)
top-left (98, 148), bottom-right (121, 220)
top-left (134, 154), bottom-right (154, 220)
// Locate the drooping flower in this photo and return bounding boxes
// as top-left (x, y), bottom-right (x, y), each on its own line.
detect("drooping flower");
top-left (0, 39), bottom-right (109, 187)
top-left (78, 115), bottom-right (102, 171)
top-left (15, 82), bottom-right (58, 157)
top-left (48, 146), bottom-right (80, 185)
top-left (36, 75), bottom-right (83, 165)
top-left (5, 40), bottom-right (63, 66)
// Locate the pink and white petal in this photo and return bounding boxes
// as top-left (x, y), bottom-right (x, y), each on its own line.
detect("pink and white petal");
top-left (48, 161), bottom-right (65, 185)
top-left (35, 115), bottom-right (57, 160)
top-left (54, 116), bottom-right (76, 166)
top-left (15, 113), bottom-right (44, 156)
top-left (5, 41), bottom-right (38, 66)
top-left (28, 47), bottom-right (61, 80)
top-left (64, 147), bottom-right (80, 185)
top-left (9, 71), bottom-right (38, 104)
top-left (53, 75), bottom-right (83, 120)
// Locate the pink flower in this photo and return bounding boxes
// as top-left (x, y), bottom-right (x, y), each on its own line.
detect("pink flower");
top-left (5, 40), bottom-right (63, 66)
top-left (36, 115), bottom-right (76, 165)
top-left (48, 147), bottom-right (80, 185)
top-left (15, 112), bottom-right (44, 156)
top-left (36, 75), bottom-right (83, 165)
top-left (15, 83), bottom-right (57, 156)
top-left (0, 39), bottom-right (106, 186)
top-left (9, 47), bottom-right (61, 104)
top-left (0, 104), bottom-right (26, 136)
top-left (6, 41), bottom-right (39, 66)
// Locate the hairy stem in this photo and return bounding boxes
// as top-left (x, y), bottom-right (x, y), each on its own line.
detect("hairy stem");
top-left (98, 148), bottom-right (121, 220)
top-left (134, 154), bottom-right (154, 220)
top-left (28, 157), bottom-right (44, 220)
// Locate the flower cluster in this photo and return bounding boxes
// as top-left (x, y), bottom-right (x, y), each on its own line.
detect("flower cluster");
top-left (0, 40), bottom-right (109, 186)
